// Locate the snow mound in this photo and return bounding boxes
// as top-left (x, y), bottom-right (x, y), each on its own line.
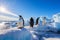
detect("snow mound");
top-left (53, 13), bottom-right (60, 22)
top-left (0, 22), bottom-right (10, 30)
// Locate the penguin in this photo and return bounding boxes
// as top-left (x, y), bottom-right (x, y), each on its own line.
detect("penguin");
top-left (17, 15), bottom-right (24, 29)
top-left (42, 17), bottom-right (46, 26)
top-left (30, 17), bottom-right (34, 27)
top-left (35, 17), bottom-right (40, 25)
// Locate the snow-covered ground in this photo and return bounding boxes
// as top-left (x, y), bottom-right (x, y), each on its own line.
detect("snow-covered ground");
top-left (0, 13), bottom-right (60, 40)
top-left (24, 25), bottom-right (60, 40)
top-left (0, 21), bottom-right (60, 40)
top-left (0, 23), bottom-right (60, 40)
top-left (0, 27), bottom-right (34, 40)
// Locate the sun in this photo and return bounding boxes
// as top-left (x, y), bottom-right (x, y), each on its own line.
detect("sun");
top-left (0, 6), bottom-right (18, 17)
top-left (0, 6), bottom-right (6, 12)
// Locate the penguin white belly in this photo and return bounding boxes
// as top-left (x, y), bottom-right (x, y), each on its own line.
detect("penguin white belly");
top-left (17, 22), bottom-right (23, 28)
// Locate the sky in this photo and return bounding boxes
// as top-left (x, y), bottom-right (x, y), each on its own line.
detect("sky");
top-left (0, 0), bottom-right (60, 20)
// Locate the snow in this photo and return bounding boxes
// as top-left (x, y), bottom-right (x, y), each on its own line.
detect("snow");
top-left (0, 24), bottom-right (60, 40)
top-left (0, 13), bottom-right (60, 40)
top-left (0, 22), bottom-right (10, 30)
top-left (44, 37), bottom-right (60, 40)
top-left (52, 22), bottom-right (60, 30)
top-left (24, 24), bottom-right (60, 40)
top-left (52, 13), bottom-right (60, 22)
top-left (0, 27), bottom-right (33, 40)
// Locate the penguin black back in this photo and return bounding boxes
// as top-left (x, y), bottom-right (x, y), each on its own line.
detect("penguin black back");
top-left (36, 17), bottom-right (40, 25)
top-left (30, 17), bottom-right (34, 27)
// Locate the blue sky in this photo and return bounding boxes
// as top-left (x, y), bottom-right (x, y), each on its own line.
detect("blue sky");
top-left (0, 0), bottom-right (60, 19)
